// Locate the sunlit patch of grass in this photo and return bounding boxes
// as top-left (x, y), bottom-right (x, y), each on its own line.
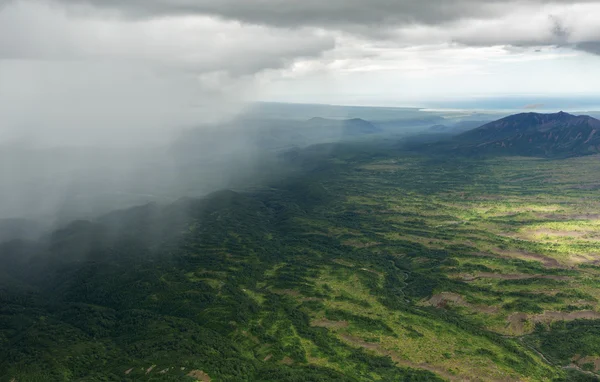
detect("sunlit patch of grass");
top-left (242, 288), bottom-right (265, 305)
top-left (518, 221), bottom-right (600, 247)
top-left (264, 263), bottom-right (286, 277)
top-left (292, 266), bottom-right (552, 380)
top-left (263, 153), bottom-right (600, 379)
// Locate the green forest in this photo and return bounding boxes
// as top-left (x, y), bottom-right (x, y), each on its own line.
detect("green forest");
top-left (2, 141), bottom-right (600, 381)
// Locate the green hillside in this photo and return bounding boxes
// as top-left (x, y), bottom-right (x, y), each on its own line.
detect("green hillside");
top-left (2, 142), bottom-right (600, 381)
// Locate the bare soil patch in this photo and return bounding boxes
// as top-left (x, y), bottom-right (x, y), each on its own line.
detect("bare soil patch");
top-left (508, 311), bottom-right (600, 335)
top-left (187, 370), bottom-right (211, 382)
top-left (271, 289), bottom-right (301, 297)
top-left (280, 357), bottom-right (294, 365)
top-left (427, 292), bottom-right (468, 307)
top-left (311, 319), bottom-right (349, 329)
top-left (528, 228), bottom-right (590, 238)
top-left (301, 297), bottom-right (322, 302)
top-left (332, 259), bottom-right (355, 267)
top-left (573, 254), bottom-right (600, 265)
top-left (426, 292), bottom-right (499, 314)
top-left (459, 272), bottom-right (569, 281)
top-left (535, 310), bottom-right (600, 323)
top-left (240, 330), bottom-right (260, 344)
top-left (342, 240), bottom-right (381, 248)
top-left (573, 355), bottom-right (600, 372)
top-left (359, 267), bottom-right (384, 277)
top-left (480, 249), bottom-right (564, 268)
top-left (508, 313), bottom-right (529, 334)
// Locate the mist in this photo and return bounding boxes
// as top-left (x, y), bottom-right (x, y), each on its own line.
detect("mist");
top-left (5, 0), bottom-right (583, 235)
top-left (0, 0), bottom-right (338, 233)
top-left (0, 59), bottom-right (260, 224)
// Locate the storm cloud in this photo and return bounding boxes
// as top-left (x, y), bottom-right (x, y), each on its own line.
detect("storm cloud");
top-left (0, 0), bottom-right (335, 146)
top-left (1, 0), bottom-right (600, 222)
top-left (2, 0), bottom-right (600, 140)
top-left (28, 1), bottom-right (597, 28)
top-left (1, 0), bottom-right (599, 133)
top-left (11, 0), bottom-right (594, 51)
top-left (0, 0), bottom-right (337, 222)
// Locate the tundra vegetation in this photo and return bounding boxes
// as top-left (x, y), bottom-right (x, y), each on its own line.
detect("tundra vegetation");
top-left (2, 141), bottom-right (600, 381)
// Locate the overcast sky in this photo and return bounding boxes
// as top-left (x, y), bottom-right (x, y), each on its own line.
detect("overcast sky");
top-left (2, 0), bottom-right (600, 141)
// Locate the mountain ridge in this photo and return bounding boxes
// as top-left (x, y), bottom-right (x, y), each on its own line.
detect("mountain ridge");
top-left (441, 111), bottom-right (600, 157)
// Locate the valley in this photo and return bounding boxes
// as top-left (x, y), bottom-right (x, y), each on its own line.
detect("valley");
top-left (5, 0), bottom-right (600, 379)
top-left (2, 139), bottom-right (600, 381)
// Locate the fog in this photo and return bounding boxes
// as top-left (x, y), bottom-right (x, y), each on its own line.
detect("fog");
top-left (0, 58), bottom-right (257, 224)
top-left (6, 0), bottom-right (586, 236)
top-left (0, 59), bottom-right (371, 230)
top-left (0, 0), bottom-right (336, 231)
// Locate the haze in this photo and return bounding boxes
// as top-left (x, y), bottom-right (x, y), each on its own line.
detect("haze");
top-left (2, 0), bottom-right (600, 224)
top-left (5, 1), bottom-right (600, 381)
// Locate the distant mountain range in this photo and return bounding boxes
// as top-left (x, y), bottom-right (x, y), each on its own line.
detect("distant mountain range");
top-left (435, 112), bottom-right (600, 157)
top-left (177, 117), bottom-right (382, 153)
top-left (428, 120), bottom-right (491, 135)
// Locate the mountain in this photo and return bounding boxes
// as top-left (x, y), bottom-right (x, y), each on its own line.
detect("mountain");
top-left (428, 120), bottom-right (490, 135)
top-left (448, 111), bottom-right (600, 157)
top-left (174, 117), bottom-right (381, 155)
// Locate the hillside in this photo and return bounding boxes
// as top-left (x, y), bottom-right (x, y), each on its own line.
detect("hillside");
top-left (447, 112), bottom-right (600, 157)
top-left (1, 142), bottom-right (600, 381)
top-left (428, 120), bottom-right (490, 135)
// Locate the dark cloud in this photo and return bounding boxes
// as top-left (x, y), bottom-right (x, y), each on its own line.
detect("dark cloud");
top-left (0, 1), bottom-right (334, 75)
top-left (23, 0), bottom-right (597, 56)
top-left (577, 41), bottom-right (600, 55)
top-left (50, 0), bottom-right (497, 27)
top-left (40, 0), bottom-right (598, 28)
top-left (549, 14), bottom-right (570, 41)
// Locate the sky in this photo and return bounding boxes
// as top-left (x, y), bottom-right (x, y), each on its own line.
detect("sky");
top-left (2, 0), bottom-right (600, 222)
top-left (2, 0), bottom-right (600, 142)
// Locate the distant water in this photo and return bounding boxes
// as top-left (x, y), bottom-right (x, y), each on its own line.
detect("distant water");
top-left (421, 96), bottom-right (600, 113)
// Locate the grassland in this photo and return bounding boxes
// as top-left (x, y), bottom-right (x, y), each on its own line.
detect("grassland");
top-left (269, 152), bottom-right (600, 380)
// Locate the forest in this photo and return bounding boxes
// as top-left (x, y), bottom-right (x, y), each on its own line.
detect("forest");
top-left (1, 141), bottom-right (600, 381)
